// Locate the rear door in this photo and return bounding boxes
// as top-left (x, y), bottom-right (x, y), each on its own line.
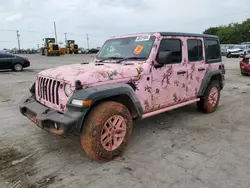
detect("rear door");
top-left (185, 38), bottom-right (207, 99)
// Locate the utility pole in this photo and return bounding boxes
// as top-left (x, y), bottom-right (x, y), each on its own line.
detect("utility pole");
top-left (16, 30), bottom-right (20, 50)
top-left (86, 34), bottom-right (89, 49)
top-left (54, 21), bottom-right (57, 43)
top-left (64, 33), bottom-right (67, 43)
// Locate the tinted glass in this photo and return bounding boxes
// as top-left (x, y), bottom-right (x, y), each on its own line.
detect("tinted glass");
top-left (158, 39), bottom-right (182, 63)
top-left (205, 39), bottom-right (220, 62)
top-left (0, 54), bottom-right (13, 58)
top-left (187, 39), bottom-right (203, 61)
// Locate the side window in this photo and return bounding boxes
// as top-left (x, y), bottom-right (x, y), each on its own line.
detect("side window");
top-left (204, 39), bottom-right (221, 63)
top-left (158, 39), bottom-right (182, 63)
top-left (0, 54), bottom-right (12, 58)
top-left (187, 39), bottom-right (203, 62)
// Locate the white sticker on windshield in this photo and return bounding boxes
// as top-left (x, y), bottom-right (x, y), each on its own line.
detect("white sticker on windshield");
top-left (135, 36), bottom-right (150, 42)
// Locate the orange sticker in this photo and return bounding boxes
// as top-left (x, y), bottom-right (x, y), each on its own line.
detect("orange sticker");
top-left (133, 45), bottom-right (144, 55)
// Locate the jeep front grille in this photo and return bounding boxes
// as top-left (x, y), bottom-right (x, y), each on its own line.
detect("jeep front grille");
top-left (37, 76), bottom-right (60, 105)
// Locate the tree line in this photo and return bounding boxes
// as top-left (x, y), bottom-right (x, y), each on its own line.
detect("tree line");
top-left (203, 18), bottom-right (250, 44)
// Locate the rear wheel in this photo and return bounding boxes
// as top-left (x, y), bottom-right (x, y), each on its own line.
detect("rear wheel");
top-left (80, 101), bottom-right (133, 162)
top-left (197, 80), bottom-right (220, 113)
top-left (12, 63), bottom-right (23, 72)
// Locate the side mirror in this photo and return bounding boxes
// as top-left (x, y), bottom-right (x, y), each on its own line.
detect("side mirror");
top-left (156, 51), bottom-right (172, 65)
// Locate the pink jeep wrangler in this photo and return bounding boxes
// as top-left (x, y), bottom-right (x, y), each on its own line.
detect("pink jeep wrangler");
top-left (20, 32), bottom-right (225, 162)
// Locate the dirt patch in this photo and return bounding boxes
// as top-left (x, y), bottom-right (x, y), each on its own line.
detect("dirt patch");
top-left (0, 146), bottom-right (57, 188)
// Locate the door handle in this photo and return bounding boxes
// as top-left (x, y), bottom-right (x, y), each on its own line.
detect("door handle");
top-left (198, 68), bottom-right (205, 71)
top-left (177, 71), bottom-right (187, 75)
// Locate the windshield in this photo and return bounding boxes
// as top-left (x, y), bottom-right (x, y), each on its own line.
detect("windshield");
top-left (96, 36), bottom-right (155, 61)
top-left (232, 45), bottom-right (245, 49)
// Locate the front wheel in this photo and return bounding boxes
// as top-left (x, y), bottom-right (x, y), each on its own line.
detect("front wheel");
top-left (226, 53), bottom-right (232, 58)
top-left (80, 101), bottom-right (133, 162)
top-left (197, 81), bottom-right (220, 113)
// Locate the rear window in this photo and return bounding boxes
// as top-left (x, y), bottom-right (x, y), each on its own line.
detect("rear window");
top-left (204, 39), bottom-right (221, 63)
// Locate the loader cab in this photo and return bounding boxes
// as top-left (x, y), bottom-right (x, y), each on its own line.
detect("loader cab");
top-left (44, 38), bottom-right (56, 47)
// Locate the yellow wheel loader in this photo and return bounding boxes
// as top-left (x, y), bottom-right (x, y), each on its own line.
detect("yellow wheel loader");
top-left (65, 40), bottom-right (79, 54)
top-left (41, 38), bottom-right (60, 56)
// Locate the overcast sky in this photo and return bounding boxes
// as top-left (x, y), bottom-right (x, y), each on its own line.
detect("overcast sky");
top-left (0, 0), bottom-right (249, 49)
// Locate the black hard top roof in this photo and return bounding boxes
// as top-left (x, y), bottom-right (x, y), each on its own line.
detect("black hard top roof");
top-left (159, 32), bottom-right (218, 39)
top-left (120, 32), bottom-right (219, 39)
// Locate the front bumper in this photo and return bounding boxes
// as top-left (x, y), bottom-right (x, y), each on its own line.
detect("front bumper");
top-left (19, 95), bottom-right (86, 135)
top-left (49, 50), bottom-right (60, 55)
top-left (241, 68), bottom-right (250, 73)
top-left (229, 52), bottom-right (244, 56)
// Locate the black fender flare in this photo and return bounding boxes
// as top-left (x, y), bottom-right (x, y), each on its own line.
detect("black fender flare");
top-left (198, 70), bottom-right (225, 96)
top-left (66, 83), bottom-right (143, 132)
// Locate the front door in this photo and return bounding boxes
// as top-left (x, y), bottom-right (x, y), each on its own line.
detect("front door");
top-left (151, 37), bottom-right (188, 109)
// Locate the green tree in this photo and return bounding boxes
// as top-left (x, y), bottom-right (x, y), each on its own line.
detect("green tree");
top-left (203, 18), bottom-right (250, 44)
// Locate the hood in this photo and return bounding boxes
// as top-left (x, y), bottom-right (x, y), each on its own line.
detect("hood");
top-left (38, 60), bottom-right (151, 87)
top-left (227, 48), bottom-right (243, 52)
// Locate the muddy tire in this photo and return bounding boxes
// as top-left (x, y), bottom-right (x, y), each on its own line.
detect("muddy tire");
top-left (80, 101), bottom-right (133, 162)
top-left (197, 80), bottom-right (220, 113)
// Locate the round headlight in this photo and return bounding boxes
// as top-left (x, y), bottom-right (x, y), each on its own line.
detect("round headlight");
top-left (64, 84), bottom-right (72, 97)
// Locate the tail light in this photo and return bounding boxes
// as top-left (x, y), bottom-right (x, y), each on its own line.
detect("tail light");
top-left (219, 64), bottom-right (225, 74)
top-left (23, 58), bottom-right (29, 61)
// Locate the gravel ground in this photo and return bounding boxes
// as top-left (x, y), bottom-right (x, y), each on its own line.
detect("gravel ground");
top-left (0, 54), bottom-right (250, 188)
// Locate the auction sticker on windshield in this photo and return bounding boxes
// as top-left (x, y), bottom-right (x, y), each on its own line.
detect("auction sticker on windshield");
top-left (133, 45), bottom-right (144, 55)
top-left (135, 36), bottom-right (150, 42)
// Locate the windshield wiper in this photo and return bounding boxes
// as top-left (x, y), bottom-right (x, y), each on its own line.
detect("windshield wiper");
top-left (116, 57), bottom-right (146, 63)
top-left (96, 57), bottom-right (123, 63)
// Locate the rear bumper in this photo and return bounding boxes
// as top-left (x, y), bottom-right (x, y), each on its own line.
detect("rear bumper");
top-left (19, 95), bottom-right (87, 135)
top-left (221, 74), bottom-right (225, 90)
top-left (23, 61), bottom-right (30, 68)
